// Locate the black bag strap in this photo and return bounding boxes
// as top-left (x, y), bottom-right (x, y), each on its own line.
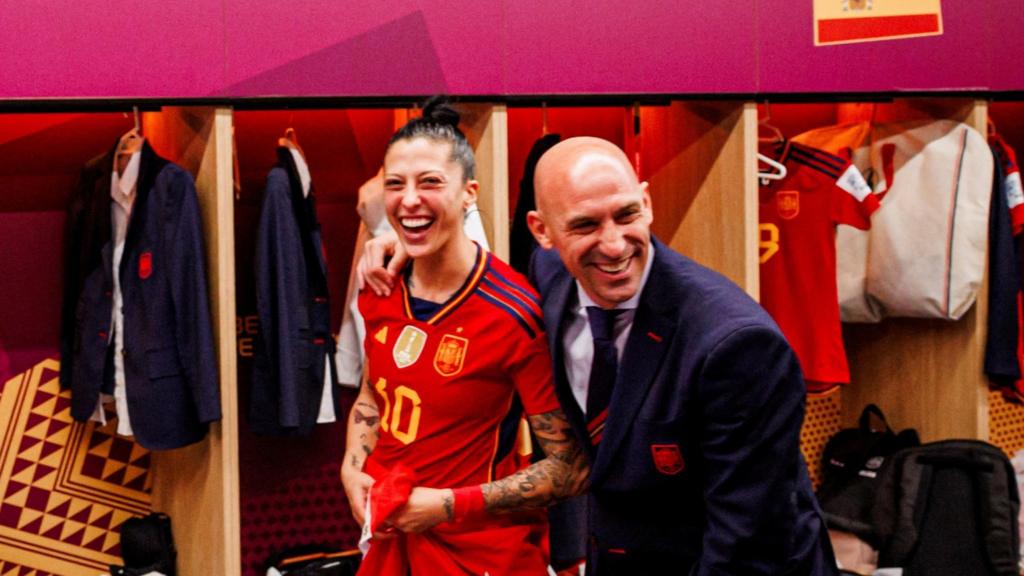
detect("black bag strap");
top-left (858, 403), bottom-right (892, 434)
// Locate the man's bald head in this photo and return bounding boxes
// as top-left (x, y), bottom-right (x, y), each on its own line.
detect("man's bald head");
top-left (534, 137), bottom-right (641, 215)
top-left (526, 137), bottom-right (653, 309)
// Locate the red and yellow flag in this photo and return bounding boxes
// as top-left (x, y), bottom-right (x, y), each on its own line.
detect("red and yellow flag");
top-left (814, 0), bottom-right (943, 46)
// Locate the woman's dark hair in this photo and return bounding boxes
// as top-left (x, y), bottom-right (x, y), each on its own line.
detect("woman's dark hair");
top-left (387, 95), bottom-right (476, 181)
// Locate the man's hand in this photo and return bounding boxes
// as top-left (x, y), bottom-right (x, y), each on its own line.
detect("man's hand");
top-left (357, 231), bottom-right (406, 296)
top-left (340, 465), bottom-right (376, 526)
top-left (389, 486), bottom-right (455, 533)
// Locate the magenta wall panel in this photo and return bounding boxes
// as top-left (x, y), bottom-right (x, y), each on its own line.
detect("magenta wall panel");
top-left (0, 0), bottom-right (225, 99)
top-left (503, 0), bottom-right (758, 94)
top-left (0, 1), bottom-right (1021, 100)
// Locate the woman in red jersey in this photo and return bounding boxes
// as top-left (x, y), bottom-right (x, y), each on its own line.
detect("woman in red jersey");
top-left (341, 97), bottom-right (588, 575)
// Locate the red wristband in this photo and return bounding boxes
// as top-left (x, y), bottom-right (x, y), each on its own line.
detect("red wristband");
top-left (452, 485), bottom-right (485, 523)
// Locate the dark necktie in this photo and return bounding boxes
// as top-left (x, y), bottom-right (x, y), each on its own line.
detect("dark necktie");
top-left (586, 306), bottom-right (623, 446)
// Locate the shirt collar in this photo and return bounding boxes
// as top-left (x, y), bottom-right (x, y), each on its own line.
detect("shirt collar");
top-left (110, 150), bottom-right (141, 204)
top-left (575, 241), bottom-right (655, 312)
top-left (288, 148), bottom-right (312, 197)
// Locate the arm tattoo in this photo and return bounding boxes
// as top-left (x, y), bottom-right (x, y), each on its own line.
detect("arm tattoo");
top-left (353, 409), bottom-right (380, 427)
top-left (480, 409), bottom-right (589, 514)
top-left (443, 493), bottom-right (454, 521)
top-left (345, 387), bottom-right (381, 471)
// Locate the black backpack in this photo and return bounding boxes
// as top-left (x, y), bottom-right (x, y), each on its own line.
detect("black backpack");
top-left (110, 512), bottom-right (177, 576)
top-left (817, 404), bottom-right (921, 541)
top-left (871, 439), bottom-right (1021, 575)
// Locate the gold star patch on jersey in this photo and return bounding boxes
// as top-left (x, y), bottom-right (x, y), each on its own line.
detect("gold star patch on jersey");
top-left (374, 326), bottom-right (389, 344)
top-left (434, 334), bottom-right (468, 377)
top-left (393, 325), bottom-right (427, 368)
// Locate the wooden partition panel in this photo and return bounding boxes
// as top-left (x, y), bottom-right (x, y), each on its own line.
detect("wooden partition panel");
top-left (841, 99), bottom-right (990, 442)
top-left (639, 101), bottom-right (758, 296)
top-left (144, 107), bottom-right (240, 575)
top-left (463, 104), bottom-right (510, 261)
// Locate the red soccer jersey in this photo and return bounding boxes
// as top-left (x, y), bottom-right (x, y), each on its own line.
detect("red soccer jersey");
top-left (992, 134), bottom-right (1024, 236)
top-left (357, 246), bottom-right (559, 575)
top-left (759, 142), bottom-right (879, 392)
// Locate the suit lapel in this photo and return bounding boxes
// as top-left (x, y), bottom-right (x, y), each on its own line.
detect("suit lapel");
top-left (542, 267), bottom-right (589, 453)
top-left (279, 147), bottom-right (329, 282)
top-left (120, 142), bottom-right (162, 282)
top-left (590, 245), bottom-right (678, 484)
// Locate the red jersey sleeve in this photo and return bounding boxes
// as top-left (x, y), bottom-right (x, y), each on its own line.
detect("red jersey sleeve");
top-left (831, 161), bottom-right (879, 231)
top-left (992, 134), bottom-right (1024, 235)
top-left (507, 331), bottom-right (561, 416)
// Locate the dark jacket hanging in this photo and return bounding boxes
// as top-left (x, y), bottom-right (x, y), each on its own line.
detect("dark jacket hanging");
top-left (985, 143), bottom-right (1022, 388)
top-left (59, 140), bottom-right (221, 450)
top-left (510, 133), bottom-right (561, 274)
top-left (251, 147), bottom-right (337, 436)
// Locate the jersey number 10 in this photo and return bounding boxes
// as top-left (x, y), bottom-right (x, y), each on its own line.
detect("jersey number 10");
top-left (374, 377), bottom-right (422, 445)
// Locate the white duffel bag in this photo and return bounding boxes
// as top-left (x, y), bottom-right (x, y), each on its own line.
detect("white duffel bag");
top-left (796, 120), bottom-right (993, 322)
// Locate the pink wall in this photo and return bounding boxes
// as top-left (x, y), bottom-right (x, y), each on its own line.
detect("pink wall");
top-left (0, 2), bottom-right (1021, 100)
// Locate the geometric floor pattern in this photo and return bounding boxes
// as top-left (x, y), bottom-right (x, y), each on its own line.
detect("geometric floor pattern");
top-left (0, 358), bottom-right (151, 575)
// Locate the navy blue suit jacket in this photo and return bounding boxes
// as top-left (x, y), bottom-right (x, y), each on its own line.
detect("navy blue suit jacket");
top-left (531, 237), bottom-right (835, 575)
top-left (60, 141), bottom-right (221, 450)
top-left (250, 147), bottom-right (337, 436)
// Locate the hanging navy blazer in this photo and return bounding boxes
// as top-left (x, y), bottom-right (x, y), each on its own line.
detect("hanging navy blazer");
top-left (60, 141), bottom-right (221, 451)
top-left (530, 237), bottom-right (836, 575)
top-left (250, 147), bottom-right (337, 436)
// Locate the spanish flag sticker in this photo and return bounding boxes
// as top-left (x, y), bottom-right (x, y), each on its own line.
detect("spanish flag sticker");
top-left (814, 0), bottom-right (943, 46)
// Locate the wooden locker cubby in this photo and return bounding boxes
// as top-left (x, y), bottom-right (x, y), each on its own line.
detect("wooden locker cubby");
top-left (758, 99), bottom-right (1003, 483)
top-left (505, 101), bottom-right (756, 293)
top-left (144, 107), bottom-right (241, 576)
top-left (839, 99), bottom-right (990, 442)
top-left (638, 101), bottom-right (758, 296)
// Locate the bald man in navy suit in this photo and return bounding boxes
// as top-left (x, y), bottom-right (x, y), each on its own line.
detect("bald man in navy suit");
top-left (360, 137), bottom-right (836, 575)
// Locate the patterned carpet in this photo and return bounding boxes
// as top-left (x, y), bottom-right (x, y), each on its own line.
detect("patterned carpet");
top-left (0, 358), bottom-right (150, 575)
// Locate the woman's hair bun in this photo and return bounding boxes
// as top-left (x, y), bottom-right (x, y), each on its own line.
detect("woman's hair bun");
top-left (422, 95), bottom-right (460, 128)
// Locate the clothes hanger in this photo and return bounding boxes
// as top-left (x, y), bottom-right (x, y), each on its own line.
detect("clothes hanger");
top-left (115, 106), bottom-right (144, 173)
top-left (756, 101), bottom-right (787, 184)
top-left (758, 101), bottom-right (785, 144)
top-left (757, 153), bottom-right (787, 185)
top-left (117, 106), bottom-right (144, 151)
top-left (278, 126), bottom-right (307, 159)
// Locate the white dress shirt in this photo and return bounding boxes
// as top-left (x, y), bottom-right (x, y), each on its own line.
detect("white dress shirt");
top-left (287, 148), bottom-right (338, 425)
top-left (90, 151), bottom-right (141, 436)
top-left (561, 243), bottom-right (655, 410)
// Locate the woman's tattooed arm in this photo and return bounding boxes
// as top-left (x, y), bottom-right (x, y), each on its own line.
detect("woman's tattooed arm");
top-left (480, 408), bottom-right (589, 513)
top-left (340, 375), bottom-right (382, 525)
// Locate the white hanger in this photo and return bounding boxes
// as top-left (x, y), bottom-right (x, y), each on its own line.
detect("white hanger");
top-left (757, 153), bottom-right (787, 185)
top-left (757, 101), bottom-right (787, 184)
top-left (758, 101), bottom-right (785, 144)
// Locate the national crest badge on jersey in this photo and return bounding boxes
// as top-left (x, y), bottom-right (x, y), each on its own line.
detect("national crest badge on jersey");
top-left (433, 334), bottom-right (468, 377)
top-left (393, 325), bottom-right (427, 368)
top-left (776, 190), bottom-right (800, 220)
top-left (651, 443), bottom-right (685, 475)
